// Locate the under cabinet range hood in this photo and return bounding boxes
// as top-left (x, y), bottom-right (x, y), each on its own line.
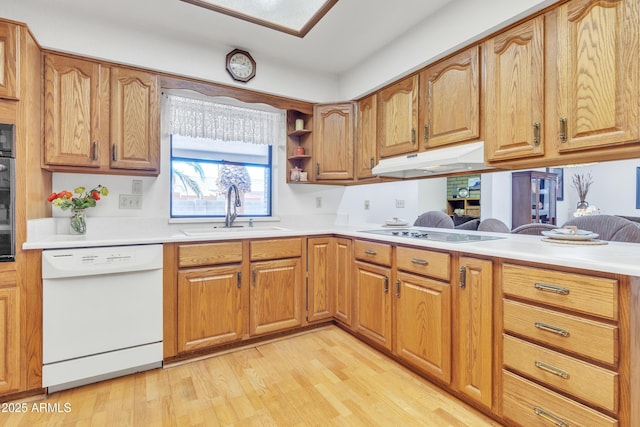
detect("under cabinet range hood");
top-left (371, 141), bottom-right (495, 178)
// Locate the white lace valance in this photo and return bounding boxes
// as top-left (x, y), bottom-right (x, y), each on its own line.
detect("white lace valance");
top-left (166, 94), bottom-right (285, 146)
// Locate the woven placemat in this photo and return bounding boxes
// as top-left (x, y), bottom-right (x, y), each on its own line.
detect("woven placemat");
top-left (541, 237), bottom-right (608, 245)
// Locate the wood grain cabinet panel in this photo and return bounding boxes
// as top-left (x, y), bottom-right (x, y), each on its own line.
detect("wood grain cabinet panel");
top-left (313, 102), bottom-right (354, 181)
top-left (250, 257), bottom-right (304, 336)
top-left (177, 264), bottom-right (244, 352)
top-left (503, 370), bottom-right (618, 427)
top-left (307, 237), bottom-right (335, 322)
top-left (0, 22), bottom-right (18, 100)
top-left (353, 261), bottom-right (392, 350)
top-left (0, 286), bottom-right (19, 394)
top-left (178, 242), bottom-right (243, 268)
top-left (484, 16), bottom-right (545, 161)
top-left (377, 75), bottom-right (419, 158)
top-left (395, 271), bottom-right (451, 383)
top-left (44, 54), bottom-right (105, 168)
top-left (334, 238), bottom-right (353, 326)
top-left (419, 46), bottom-right (480, 148)
top-left (548, 0), bottom-right (639, 152)
top-left (110, 67), bottom-right (160, 172)
top-left (455, 256), bottom-right (493, 409)
top-left (356, 95), bottom-right (377, 180)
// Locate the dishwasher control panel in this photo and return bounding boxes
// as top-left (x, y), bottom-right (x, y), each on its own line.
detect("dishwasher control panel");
top-left (42, 244), bottom-right (162, 279)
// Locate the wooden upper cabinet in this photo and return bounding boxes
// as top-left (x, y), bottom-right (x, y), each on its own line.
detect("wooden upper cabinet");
top-left (0, 23), bottom-right (18, 100)
top-left (110, 67), bottom-right (160, 172)
top-left (419, 46), bottom-right (480, 148)
top-left (356, 95), bottom-right (377, 179)
top-left (377, 75), bottom-right (419, 158)
top-left (313, 102), bottom-right (354, 180)
top-left (548, 0), bottom-right (639, 153)
top-left (484, 17), bottom-right (545, 161)
top-left (44, 54), bottom-right (106, 168)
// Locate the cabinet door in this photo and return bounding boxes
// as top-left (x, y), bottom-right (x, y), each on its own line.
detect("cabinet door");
top-left (44, 54), bottom-right (105, 168)
top-left (395, 272), bottom-right (451, 383)
top-left (455, 257), bottom-right (493, 409)
top-left (353, 261), bottom-right (392, 350)
top-left (307, 237), bottom-right (335, 322)
top-left (0, 287), bottom-right (18, 394)
top-left (0, 23), bottom-right (18, 100)
top-left (313, 103), bottom-right (354, 180)
top-left (484, 17), bottom-right (545, 161)
top-left (356, 95), bottom-right (377, 179)
top-left (110, 67), bottom-right (160, 172)
top-left (549, 0), bottom-right (639, 152)
top-left (177, 264), bottom-right (244, 352)
top-left (377, 76), bottom-right (419, 158)
top-left (334, 238), bottom-right (353, 326)
top-left (250, 257), bottom-right (303, 336)
top-left (420, 46), bottom-right (480, 148)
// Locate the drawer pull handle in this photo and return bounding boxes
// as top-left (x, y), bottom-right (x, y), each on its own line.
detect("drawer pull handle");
top-left (533, 122), bottom-right (541, 146)
top-left (559, 117), bottom-right (568, 143)
top-left (535, 322), bottom-right (570, 337)
top-left (411, 258), bottom-right (428, 266)
top-left (364, 249), bottom-right (377, 255)
top-left (395, 279), bottom-right (401, 298)
top-left (534, 407), bottom-right (569, 427)
top-left (459, 266), bottom-right (467, 289)
top-left (384, 276), bottom-right (389, 294)
top-left (535, 283), bottom-right (570, 295)
top-left (237, 271), bottom-right (242, 289)
top-left (535, 361), bottom-right (569, 379)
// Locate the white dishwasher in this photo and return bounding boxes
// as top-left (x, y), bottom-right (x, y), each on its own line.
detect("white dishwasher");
top-left (42, 244), bottom-right (163, 393)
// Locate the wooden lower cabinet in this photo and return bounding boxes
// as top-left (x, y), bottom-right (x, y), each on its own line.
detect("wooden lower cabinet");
top-left (454, 256), bottom-right (493, 409)
top-left (177, 264), bottom-right (245, 352)
top-left (395, 271), bottom-right (451, 383)
top-left (353, 260), bottom-right (392, 350)
top-left (334, 238), bottom-right (353, 326)
top-left (0, 286), bottom-right (18, 394)
top-left (250, 257), bottom-right (304, 336)
top-left (307, 237), bottom-right (335, 322)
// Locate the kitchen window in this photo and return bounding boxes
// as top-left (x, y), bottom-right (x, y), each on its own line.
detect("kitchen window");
top-left (166, 93), bottom-right (285, 219)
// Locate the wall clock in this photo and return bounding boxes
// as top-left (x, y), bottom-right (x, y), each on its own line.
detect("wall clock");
top-left (226, 49), bottom-right (256, 82)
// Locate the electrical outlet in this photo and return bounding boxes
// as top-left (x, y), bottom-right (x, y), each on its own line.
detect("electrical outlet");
top-left (395, 199), bottom-right (405, 208)
top-left (315, 196), bottom-right (322, 208)
top-left (364, 200), bottom-right (370, 210)
top-left (132, 179), bottom-right (143, 195)
top-left (119, 194), bottom-right (143, 209)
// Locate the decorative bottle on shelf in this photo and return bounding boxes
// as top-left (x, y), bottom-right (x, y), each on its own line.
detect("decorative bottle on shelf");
top-left (294, 145), bottom-right (305, 156)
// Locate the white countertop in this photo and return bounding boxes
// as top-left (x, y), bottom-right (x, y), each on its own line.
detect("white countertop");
top-left (23, 217), bottom-right (640, 277)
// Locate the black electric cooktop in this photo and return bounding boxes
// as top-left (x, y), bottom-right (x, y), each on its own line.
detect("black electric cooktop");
top-left (359, 228), bottom-right (505, 243)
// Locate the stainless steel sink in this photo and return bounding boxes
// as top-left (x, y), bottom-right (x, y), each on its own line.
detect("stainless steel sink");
top-left (181, 226), bottom-right (288, 236)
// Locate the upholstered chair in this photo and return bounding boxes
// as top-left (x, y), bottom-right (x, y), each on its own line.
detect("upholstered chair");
top-left (562, 215), bottom-right (640, 243)
top-left (413, 211), bottom-right (455, 228)
top-left (477, 218), bottom-right (510, 233)
top-left (511, 223), bottom-right (559, 235)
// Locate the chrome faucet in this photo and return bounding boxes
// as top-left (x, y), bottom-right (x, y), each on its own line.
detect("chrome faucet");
top-left (225, 184), bottom-right (241, 227)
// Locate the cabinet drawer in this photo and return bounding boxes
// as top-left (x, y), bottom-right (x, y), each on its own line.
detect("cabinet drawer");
top-left (250, 238), bottom-right (302, 261)
top-left (178, 242), bottom-right (243, 267)
top-left (503, 370), bottom-right (618, 427)
top-left (503, 264), bottom-right (618, 320)
top-left (354, 240), bottom-right (392, 267)
top-left (503, 299), bottom-right (617, 365)
top-left (396, 247), bottom-right (450, 281)
top-left (503, 334), bottom-right (618, 412)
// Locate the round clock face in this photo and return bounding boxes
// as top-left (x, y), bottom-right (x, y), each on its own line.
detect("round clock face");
top-left (226, 49), bottom-right (256, 82)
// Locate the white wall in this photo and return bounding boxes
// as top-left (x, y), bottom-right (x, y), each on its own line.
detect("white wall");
top-left (338, 0), bottom-right (557, 99)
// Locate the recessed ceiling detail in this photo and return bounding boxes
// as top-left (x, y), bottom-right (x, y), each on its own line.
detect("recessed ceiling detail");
top-left (180, 0), bottom-right (339, 37)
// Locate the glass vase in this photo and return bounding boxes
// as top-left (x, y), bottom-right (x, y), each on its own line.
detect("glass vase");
top-left (70, 209), bottom-right (87, 235)
top-left (576, 200), bottom-right (589, 210)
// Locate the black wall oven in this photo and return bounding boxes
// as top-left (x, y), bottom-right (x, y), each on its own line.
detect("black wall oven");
top-left (0, 124), bottom-right (15, 261)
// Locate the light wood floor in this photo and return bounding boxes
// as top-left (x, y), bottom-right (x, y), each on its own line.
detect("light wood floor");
top-left (5, 327), bottom-right (503, 426)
